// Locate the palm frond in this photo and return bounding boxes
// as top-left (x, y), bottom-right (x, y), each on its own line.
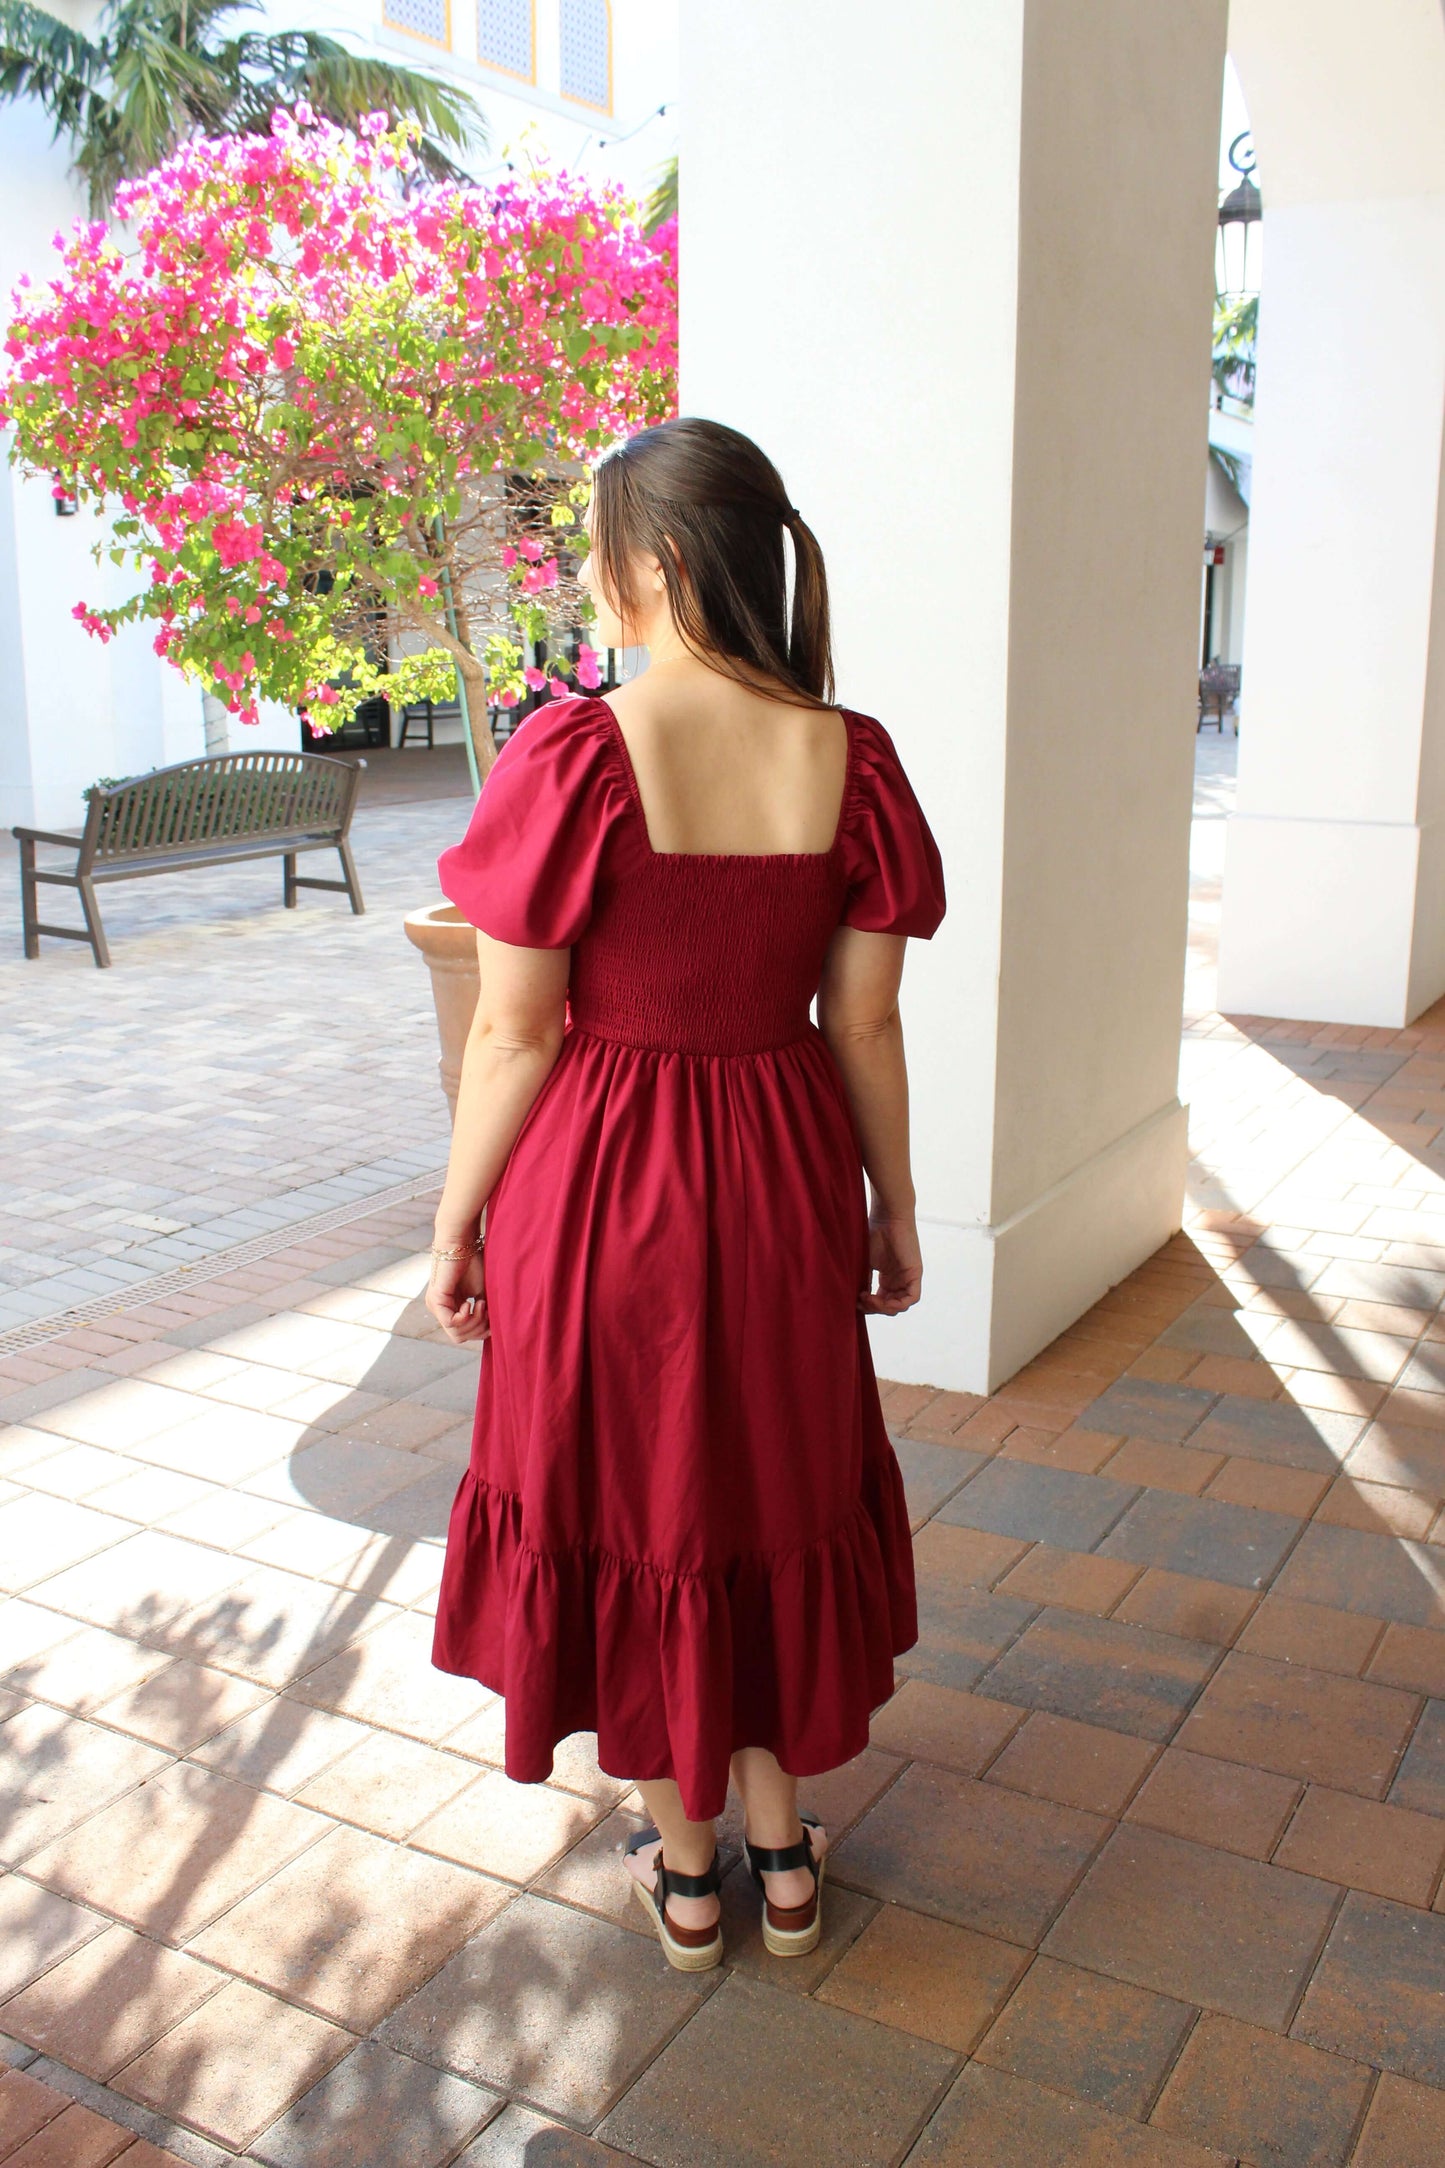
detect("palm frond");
top-left (0, 1), bottom-right (105, 138)
top-left (644, 151), bottom-right (675, 234)
top-left (225, 28), bottom-right (485, 165)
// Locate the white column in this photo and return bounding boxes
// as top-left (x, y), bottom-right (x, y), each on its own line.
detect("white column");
top-left (1218, 2), bottom-right (1445, 1025)
top-left (682, 0), bottom-right (1225, 1390)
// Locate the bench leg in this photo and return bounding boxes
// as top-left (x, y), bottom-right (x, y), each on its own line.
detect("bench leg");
top-left (76, 873), bottom-right (111, 968)
top-left (338, 840), bottom-right (365, 916)
top-left (18, 837), bottom-right (39, 960)
top-left (283, 851), bottom-right (298, 908)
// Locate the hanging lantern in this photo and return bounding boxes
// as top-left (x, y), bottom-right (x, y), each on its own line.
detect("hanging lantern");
top-left (1217, 132), bottom-right (1262, 300)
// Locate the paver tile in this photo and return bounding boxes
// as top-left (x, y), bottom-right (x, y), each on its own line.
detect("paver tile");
top-left (1344, 1423), bottom-right (1445, 1497)
top-left (530, 1804), bottom-right (651, 1932)
top-left (985, 1711), bottom-right (1157, 1815)
top-left (829, 1759), bottom-right (1106, 1945)
top-left (1187, 1397), bottom-right (1362, 1473)
top-left (1205, 1456), bottom-right (1331, 1516)
top-left (1096, 1488), bottom-right (1301, 1591)
top-left (1075, 1380), bottom-right (1218, 1444)
top-left (975, 1955), bottom-right (1192, 2119)
top-left (114, 1975), bottom-right (354, 2149)
top-left (1177, 1650), bottom-right (1420, 1797)
top-left (247, 2039), bottom-right (499, 2168)
top-left (1391, 1698), bottom-right (1445, 1815)
top-left (0, 1701), bottom-right (169, 1866)
top-left (188, 1821), bottom-right (512, 2028)
top-left (1044, 1826), bottom-right (1340, 2028)
top-left (2, 2100), bottom-right (136, 2165)
top-left (596, 1972), bottom-right (955, 2168)
top-left (454, 2103), bottom-right (634, 2163)
top-left (866, 1680), bottom-right (1024, 1774)
top-left (1273, 1524), bottom-right (1445, 1627)
top-left (999, 1423), bottom-right (1119, 1472)
top-left (0, 2069), bottom-right (69, 2156)
top-left (90, 1657), bottom-right (273, 1752)
top-left (814, 1903), bottom-right (1027, 2049)
top-left (1113, 1567), bottom-right (1259, 1645)
top-left (1126, 1746), bottom-right (1303, 1859)
top-left (288, 1610), bottom-right (497, 1740)
top-left (1367, 1622), bottom-right (1445, 1698)
top-left (1275, 1785), bottom-right (1445, 1906)
top-left (0, 1494), bottom-right (134, 1595)
top-left (408, 1768), bottom-right (602, 1881)
top-left (935, 1460), bottom-right (1137, 1551)
top-left (0, 1921), bottom-right (227, 2079)
top-left (1316, 1475), bottom-right (1439, 1538)
top-left (1293, 1891), bottom-right (1445, 2086)
top-left (1151, 2012), bottom-right (1371, 2168)
top-left (1237, 1596), bottom-right (1385, 1677)
top-left (1352, 2072), bottom-right (1445, 2166)
top-left (1098, 1438), bottom-right (1225, 1495)
top-left (909, 1517), bottom-right (1029, 1590)
top-left (294, 1729), bottom-right (479, 1839)
top-left (906, 2062), bottom-right (1229, 2167)
top-left (0, 1875), bottom-right (108, 2000)
top-left (977, 1607), bottom-right (1218, 1741)
top-left (995, 1543), bottom-right (1141, 1615)
top-left (890, 1436), bottom-right (982, 1524)
top-left (187, 1691), bottom-right (372, 1795)
top-left (380, 1893), bottom-right (713, 2126)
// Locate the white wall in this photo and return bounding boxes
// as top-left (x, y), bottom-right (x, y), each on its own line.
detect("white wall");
top-left (1220, 0), bottom-right (1445, 1023)
top-left (0, 90), bottom-right (208, 830)
top-left (683, 0), bottom-right (1223, 1390)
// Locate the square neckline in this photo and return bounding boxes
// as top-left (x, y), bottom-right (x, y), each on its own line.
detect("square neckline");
top-left (593, 694), bottom-right (857, 864)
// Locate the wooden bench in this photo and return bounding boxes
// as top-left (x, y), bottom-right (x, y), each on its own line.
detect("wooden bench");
top-left (13, 751), bottom-right (365, 968)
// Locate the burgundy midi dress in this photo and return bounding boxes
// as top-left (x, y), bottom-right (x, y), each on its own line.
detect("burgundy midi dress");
top-left (429, 692), bottom-right (946, 1821)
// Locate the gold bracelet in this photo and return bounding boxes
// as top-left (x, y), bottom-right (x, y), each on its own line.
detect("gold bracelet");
top-left (431, 1237), bottom-right (483, 1262)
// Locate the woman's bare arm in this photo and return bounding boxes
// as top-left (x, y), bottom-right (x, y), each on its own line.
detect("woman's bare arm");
top-left (816, 925), bottom-right (922, 1314)
top-left (427, 930), bottom-right (570, 1343)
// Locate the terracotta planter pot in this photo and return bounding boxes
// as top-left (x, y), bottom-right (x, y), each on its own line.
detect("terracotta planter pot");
top-left (404, 902), bottom-right (480, 1121)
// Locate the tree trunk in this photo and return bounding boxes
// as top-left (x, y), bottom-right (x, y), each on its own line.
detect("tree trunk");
top-left (454, 646), bottom-right (497, 782)
top-left (201, 693), bottom-right (229, 758)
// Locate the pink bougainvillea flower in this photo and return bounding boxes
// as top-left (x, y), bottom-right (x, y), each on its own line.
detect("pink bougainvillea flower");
top-left (0, 109), bottom-right (677, 736)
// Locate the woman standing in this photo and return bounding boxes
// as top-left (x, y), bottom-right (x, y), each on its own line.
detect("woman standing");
top-left (427, 417), bottom-right (945, 1970)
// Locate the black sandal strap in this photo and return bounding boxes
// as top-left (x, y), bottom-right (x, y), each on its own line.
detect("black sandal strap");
top-left (658, 1848), bottom-right (722, 1902)
top-left (745, 1814), bottom-right (821, 1884)
top-left (625, 1826), bottom-right (722, 1905)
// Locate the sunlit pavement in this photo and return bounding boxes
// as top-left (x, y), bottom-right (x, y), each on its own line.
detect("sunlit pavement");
top-left (4, 726), bottom-right (1445, 2164)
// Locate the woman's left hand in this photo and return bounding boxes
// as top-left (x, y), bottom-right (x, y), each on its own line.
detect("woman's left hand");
top-left (427, 1244), bottom-right (490, 1343)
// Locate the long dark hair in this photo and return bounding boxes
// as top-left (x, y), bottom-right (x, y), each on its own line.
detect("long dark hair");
top-left (590, 417), bottom-right (835, 707)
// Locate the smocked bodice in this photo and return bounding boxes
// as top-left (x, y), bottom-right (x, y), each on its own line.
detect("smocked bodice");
top-left (436, 694), bottom-right (946, 1058)
top-left (569, 849), bottom-right (849, 1056)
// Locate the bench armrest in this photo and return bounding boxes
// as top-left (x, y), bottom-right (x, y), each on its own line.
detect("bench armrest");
top-left (11, 825), bottom-right (83, 848)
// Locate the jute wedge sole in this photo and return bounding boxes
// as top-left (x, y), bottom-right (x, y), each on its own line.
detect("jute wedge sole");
top-left (759, 1855), bottom-right (828, 1957)
top-left (624, 1825), bottom-right (724, 1973)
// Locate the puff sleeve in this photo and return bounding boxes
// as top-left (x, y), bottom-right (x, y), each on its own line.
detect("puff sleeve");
top-left (436, 696), bottom-right (630, 948)
top-left (839, 713), bottom-right (947, 938)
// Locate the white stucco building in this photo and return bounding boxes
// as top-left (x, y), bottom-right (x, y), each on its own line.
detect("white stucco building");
top-left (0, 0), bottom-right (676, 829)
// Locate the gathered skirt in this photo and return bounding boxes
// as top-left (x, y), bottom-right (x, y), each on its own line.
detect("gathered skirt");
top-left (430, 1019), bottom-right (918, 1821)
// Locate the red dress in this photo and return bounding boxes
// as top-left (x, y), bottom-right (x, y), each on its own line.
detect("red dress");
top-left (430, 693), bottom-right (946, 1820)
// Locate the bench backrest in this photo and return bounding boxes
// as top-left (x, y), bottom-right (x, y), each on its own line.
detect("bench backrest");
top-left (89, 752), bottom-right (359, 863)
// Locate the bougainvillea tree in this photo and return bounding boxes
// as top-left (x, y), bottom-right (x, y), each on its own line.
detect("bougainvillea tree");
top-left (1, 106), bottom-right (677, 775)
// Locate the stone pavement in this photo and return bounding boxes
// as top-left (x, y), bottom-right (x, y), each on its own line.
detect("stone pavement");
top-left (7, 726), bottom-right (1445, 2163)
top-left (0, 779), bottom-right (469, 1333)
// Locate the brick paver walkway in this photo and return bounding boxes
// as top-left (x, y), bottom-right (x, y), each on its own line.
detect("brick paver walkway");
top-left (6, 726), bottom-right (1445, 2163)
top-left (0, 775), bottom-right (468, 1333)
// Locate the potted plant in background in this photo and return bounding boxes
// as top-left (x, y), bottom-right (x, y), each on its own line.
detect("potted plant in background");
top-left (3, 105), bottom-right (678, 1103)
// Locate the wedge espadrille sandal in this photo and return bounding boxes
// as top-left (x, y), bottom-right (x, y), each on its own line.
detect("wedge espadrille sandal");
top-left (624, 1824), bottom-right (724, 1972)
top-left (743, 1811), bottom-right (826, 1957)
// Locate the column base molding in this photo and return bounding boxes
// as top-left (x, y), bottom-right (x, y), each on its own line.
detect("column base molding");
top-left (870, 1096), bottom-right (1189, 1395)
